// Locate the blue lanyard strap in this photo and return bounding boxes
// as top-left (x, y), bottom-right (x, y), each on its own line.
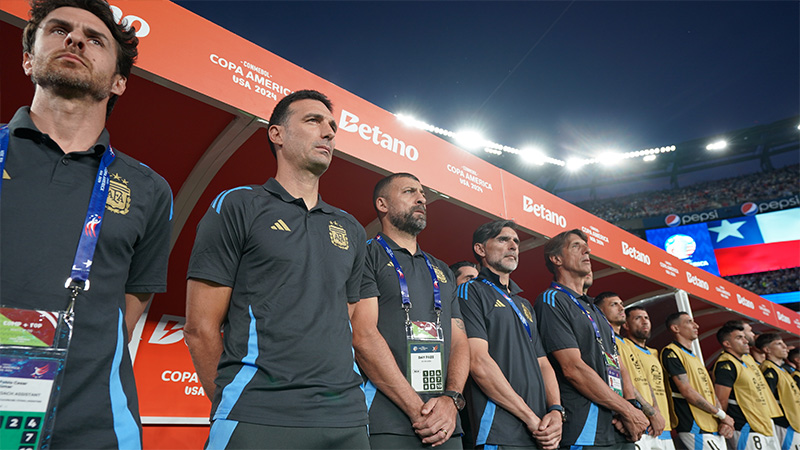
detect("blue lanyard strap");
top-left (375, 235), bottom-right (442, 315)
top-left (481, 278), bottom-right (532, 340)
top-left (66, 145), bottom-right (116, 291)
top-left (0, 125), bottom-right (8, 198)
top-left (0, 124), bottom-right (114, 309)
top-left (551, 282), bottom-right (611, 350)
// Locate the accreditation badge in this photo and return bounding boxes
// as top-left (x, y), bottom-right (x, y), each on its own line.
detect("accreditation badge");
top-left (0, 307), bottom-right (73, 450)
top-left (604, 351), bottom-right (624, 397)
top-left (406, 321), bottom-right (445, 393)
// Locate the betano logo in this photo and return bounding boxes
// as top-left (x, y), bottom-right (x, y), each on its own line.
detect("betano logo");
top-left (148, 314), bottom-right (185, 345)
top-left (110, 5), bottom-right (150, 38)
top-left (621, 241), bottom-right (651, 265)
top-left (522, 196), bottom-right (567, 228)
top-left (736, 293), bottom-right (755, 309)
top-left (777, 311), bottom-right (791, 324)
top-left (686, 272), bottom-right (709, 290)
top-left (339, 110), bottom-right (419, 161)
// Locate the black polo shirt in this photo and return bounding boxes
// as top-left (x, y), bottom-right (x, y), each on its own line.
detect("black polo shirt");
top-left (533, 283), bottom-right (627, 447)
top-left (187, 178), bottom-right (368, 428)
top-left (1, 107), bottom-right (172, 449)
top-left (458, 266), bottom-right (547, 447)
top-left (359, 233), bottom-right (462, 436)
top-left (661, 342), bottom-right (698, 432)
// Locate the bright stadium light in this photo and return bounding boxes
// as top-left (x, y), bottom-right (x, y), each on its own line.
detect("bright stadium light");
top-left (520, 147), bottom-right (546, 165)
top-left (598, 151), bottom-right (623, 167)
top-left (706, 140), bottom-right (727, 151)
top-left (566, 158), bottom-right (585, 172)
top-left (643, 155), bottom-right (657, 162)
top-left (454, 129), bottom-right (487, 150)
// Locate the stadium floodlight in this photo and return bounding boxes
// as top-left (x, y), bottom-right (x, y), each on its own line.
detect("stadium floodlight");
top-left (566, 158), bottom-right (585, 172)
top-left (643, 155), bottom-right (657, 162)
top-left (706, 140), bottom-right (727, 151)
top-left (598, 151), bottom-right (623, 167)
top-left (520, 147), bottom-right (546, 165)
top-left (454, 129), bottom-right (487, 150)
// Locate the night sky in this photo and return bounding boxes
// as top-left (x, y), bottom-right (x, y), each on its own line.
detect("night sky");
top-left (175, 1), bottom-right (799, 167)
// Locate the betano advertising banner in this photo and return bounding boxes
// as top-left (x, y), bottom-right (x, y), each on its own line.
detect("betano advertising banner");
top-left (2, 0), bottom-right (798, 426)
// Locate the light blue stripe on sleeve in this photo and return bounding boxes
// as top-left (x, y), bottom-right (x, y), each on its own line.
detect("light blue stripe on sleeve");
top-left (475, 400), bottom-right (497, 445)
top-left (207, 419), bottom-right (238, 449)
top-left (574, 402), bottom-right (598, 446)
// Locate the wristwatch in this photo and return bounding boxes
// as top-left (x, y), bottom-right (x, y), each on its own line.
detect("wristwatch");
top-left (547, 404), bottom-right (567, 423)
top-left (443, 391), bottom-right (466, 411)
top-left (627, 399), bottom-right (644, 410)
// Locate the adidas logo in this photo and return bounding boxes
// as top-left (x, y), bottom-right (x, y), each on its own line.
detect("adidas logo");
top-left (270, 219), bottom-right (291, 232)
top-left (494, 299), bottom-right (505, 308)
top-left (2, 169), bottom-right (9, 180)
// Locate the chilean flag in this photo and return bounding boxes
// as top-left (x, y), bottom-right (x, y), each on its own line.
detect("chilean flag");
top-left (707, 208), bottom-right (800, 276)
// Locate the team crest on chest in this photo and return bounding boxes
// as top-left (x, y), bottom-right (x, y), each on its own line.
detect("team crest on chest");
top-left (522, 304), bottom-right (533, 322)
top-left (106, 173), bottom-right (131, 215)
top-left (433, 266), bottom-right (448, 283)
top-left (329, 220), bottom-right (349, 250)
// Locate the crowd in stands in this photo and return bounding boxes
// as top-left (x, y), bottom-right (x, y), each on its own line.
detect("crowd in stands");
top-left (577, 164), bottom-right (799, 223)
top-left (724, 268), bottom-right (800, 296)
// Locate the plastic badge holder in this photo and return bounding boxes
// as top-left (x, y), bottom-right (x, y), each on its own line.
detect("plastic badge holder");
top-left (0, 307), bottom-right (74, 450)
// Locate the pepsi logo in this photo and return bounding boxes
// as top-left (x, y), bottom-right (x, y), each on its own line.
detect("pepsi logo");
top-left (665, 214), bottom-right (681, 227)
top-left (740, 202), bottom-right (757, 216)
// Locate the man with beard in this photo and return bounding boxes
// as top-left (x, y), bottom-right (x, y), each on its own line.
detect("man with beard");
top-left (757, 333), bottom-right (800, 450)
top-left (186, 90), bottom-right (369, 449)
top-left (712, 322), bottom-right (779, 450)
top-left (458, 220), bottom-right (563, 449)
top-left (1, 1), bottom-right (172, 448)
top-left (623, 306), bottom-right (675, 450)
top-left (594, 294), bottom-right (667, 450)
top-left (352, 173), bottom-right (469, 449)
top-left (725, 321), bottom-right (781, 419)
top-left (534, 229), bottom-right (648, 450)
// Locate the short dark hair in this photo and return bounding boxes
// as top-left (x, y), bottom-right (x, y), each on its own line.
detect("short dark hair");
top-left (268, 90), bottom-right (333, 157)
top-left (449, 260), bottom-right (477, 275)
top-left (788, 347), bottom-right (800, 361)
top-left (665, 311), bottom-right (688, 331)
top-left (625, 305), bottom-right (647, 317)
top-left (716, 321), bottom-right (744, 345)
top-left (755, 332), bottom-right (782, 350)
top-left (372, 173), bottom-right (420, 214)
top-left (594, 291), bottom-right (620, 308)
top-left (472, 220), bottom-right (517, 263)
top-left (543, 229), bottom-right (588, 275)
top-left (23, 0), bottom-right (139, 117)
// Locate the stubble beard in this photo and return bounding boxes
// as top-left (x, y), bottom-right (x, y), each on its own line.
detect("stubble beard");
top-left (631, 329), bottom-right (651, 342)
top-left (389, 208), bottom-right (426, 237)
top-left (32, 57), bottom-right (111, 102)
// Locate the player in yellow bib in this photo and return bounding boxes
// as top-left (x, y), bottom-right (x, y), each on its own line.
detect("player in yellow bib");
top-left (757, 333), bottom-right (800, 450)
top-left (661, 312), bottom-right (733, 450)
top-left (712, 322), bottom-right (779, 450)
top-left (623, 305), bottom-right (677, 450)
top-left (595, 293), bottom-right (668, 450)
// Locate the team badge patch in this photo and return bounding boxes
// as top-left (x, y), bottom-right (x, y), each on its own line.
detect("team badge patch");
top-left (106, 173), bottom-right (131, 215)
top-left (433, 266), bottom-right (448, 283)
top-left (522, 304), bottom-right (533, 322)
top-left (329, 221), bottom-right (349, 250)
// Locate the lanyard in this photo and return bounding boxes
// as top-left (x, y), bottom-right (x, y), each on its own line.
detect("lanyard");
top-left (550, 282), bottom-right (614, 354)
top-left (481, 278), bottom-right (531, 340)
top-left (375, 235), bottom-right (442, 324)
top-left (0, 125), bottom-right (115, 315)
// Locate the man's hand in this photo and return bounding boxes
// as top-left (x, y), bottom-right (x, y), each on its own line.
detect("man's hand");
top-left (619, 405), bottom-right (649, 442)
top-left (532, 410), bottom-right (562, 450)
top-left (718, 416), bottom-right (734, 439)
top-left (647, 409), bottom-right (666, 437)
top-left (412, 396), bottom-right (458, 446)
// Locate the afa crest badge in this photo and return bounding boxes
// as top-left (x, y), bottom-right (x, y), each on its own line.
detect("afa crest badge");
top-left (433, 266), bottom-right (448, 283)
top-left (522, 304), bottom-right (533, 322)
top-left (106, 173), bottom-right (131, 215)
top-left (329, 221), bottom-right (349, 250)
